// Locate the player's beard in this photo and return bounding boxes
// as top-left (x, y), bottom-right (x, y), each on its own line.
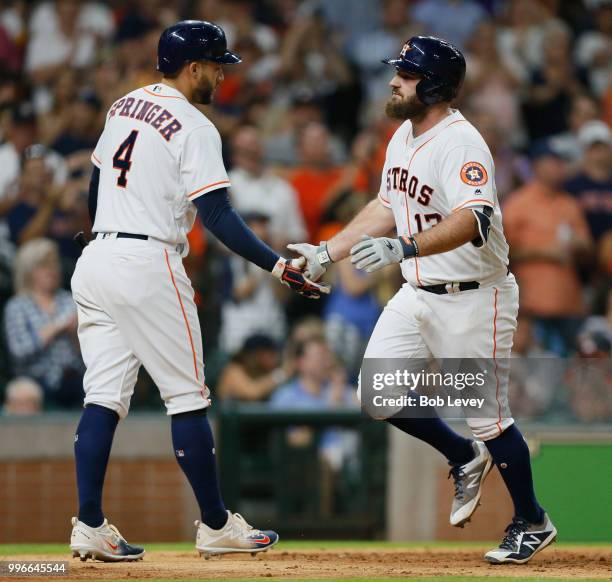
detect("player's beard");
top-left (193, 76), bottom-right (214, 105)
top-left (385, 93), bottom-right (428, 122)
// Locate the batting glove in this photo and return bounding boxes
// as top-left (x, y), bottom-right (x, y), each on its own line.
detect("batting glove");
top-left (350, 235), bottom-right (417, 273)
top-left (286, 242), bottom-right (331, 282)
top-left (272, 257), bottom-right (331, 299)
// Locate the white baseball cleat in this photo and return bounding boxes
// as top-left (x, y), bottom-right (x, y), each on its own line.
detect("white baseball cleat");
top-left (70, 517), bottom-right (145, 562)
top-left (195, 511), bottom-right (279, 558)
top-left (449, 440), bottom-right (493, 527)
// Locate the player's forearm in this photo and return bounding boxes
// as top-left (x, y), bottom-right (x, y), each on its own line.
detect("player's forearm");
top-left (194, 189), bottom-right (279, 272)
top-left (328, 199), bottom-right (395, 261)
top-left (411, 208), bottom-right (479, 257)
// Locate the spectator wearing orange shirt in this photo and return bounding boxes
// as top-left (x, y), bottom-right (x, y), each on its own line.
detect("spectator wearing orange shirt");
top-left (289, 122), bottom-right (368, 243)
top-left (503, 141), bottom-right (593, 355)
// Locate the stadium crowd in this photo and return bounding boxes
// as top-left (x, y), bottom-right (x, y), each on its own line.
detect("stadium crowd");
top-left (0, 0), bottom-right (610, 422)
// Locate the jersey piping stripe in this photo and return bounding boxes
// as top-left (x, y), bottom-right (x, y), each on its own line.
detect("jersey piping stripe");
top-left (403, 119), bottom-right (468, 286)
top-left (92, 152), bottom-right (102, 165)
top-left (378, 192), bottom-right (391, 207)
top-left (143, 87), bottom-right (186, 100)
top-left (452, 198), bottom-right (494, 212)
top-left (492, 287), bottom-right (503, 435)
top-left (188, 180), bottom-right (231, 199)
top-left (164, 249), bottom-right (199, 381)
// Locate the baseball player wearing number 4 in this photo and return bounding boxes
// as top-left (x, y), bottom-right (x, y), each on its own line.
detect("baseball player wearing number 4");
top-left (69, 20), bottom-right (328, 562)
top-left (290, 37), bottom-right (557, 565)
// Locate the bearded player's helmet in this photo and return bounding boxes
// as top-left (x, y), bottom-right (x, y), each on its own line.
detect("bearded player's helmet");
top-left (383, 36), bottom-right (466, 105)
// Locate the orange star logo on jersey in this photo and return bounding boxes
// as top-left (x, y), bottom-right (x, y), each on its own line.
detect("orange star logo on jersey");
top-left (460, 162), bottom-right (488, 186)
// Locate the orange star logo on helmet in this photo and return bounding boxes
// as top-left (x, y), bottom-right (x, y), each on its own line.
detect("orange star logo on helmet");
top-left (400, 42), bottom-right (412, 58)
top-left (460, 162), bottom-right (488, 186)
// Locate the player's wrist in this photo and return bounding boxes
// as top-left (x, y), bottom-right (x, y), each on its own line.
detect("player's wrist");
top-left (316, 241), bottom-right (334, 266)
top-left (399, 236), bottom-right (419, 259)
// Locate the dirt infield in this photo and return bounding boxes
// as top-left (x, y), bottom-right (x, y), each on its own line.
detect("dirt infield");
top-left (5, 546), bottom-right (610, 580)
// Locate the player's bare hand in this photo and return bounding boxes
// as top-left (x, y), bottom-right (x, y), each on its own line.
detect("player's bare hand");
top-left (272, 257), bottom-right (331, 299)
top-left (287, 242), bottom-right (328, 281)
top-left (350, 235), bottom-right (408, 273)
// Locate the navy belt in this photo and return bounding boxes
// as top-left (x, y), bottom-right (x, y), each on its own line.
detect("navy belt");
top-left (95, 232), bottom-right (148, 241)
top-left (419, 281), bottom-right (480, 295)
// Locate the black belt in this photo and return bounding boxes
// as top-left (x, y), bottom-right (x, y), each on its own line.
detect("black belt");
top-left (419, 281), bottom-right (480, 295)
top-left (96, 232), bottom-right (148, 241)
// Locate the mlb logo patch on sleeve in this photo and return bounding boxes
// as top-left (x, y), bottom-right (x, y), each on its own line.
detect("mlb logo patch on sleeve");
top-left (460, 162), bottom-right (488, 186)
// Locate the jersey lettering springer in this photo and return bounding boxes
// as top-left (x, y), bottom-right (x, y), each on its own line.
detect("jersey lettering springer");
top-left (378, 110), bottom-right (509, 286)
top-left (91, 83), bottom-right (230, 250)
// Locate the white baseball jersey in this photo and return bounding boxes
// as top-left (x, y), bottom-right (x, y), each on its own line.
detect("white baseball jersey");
top-left (378, 109), bottom-right (509, 286)
top-left (91, 82), bottom-right (230, 251)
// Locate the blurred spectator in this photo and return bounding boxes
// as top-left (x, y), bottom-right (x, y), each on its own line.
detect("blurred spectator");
top-left (219, 212), bottom-right (287, 354)
top-left (3, 238), bottom-right (83, 408)
top-left (497, 0), bottom-right (564, 83)
top-left (463, 20), bottom-right (523, 144)
top-left (2, 376), bottom-right (43, 415)
top-left (411, 0), bottom-right (487, 49)
top-left (217, 334), bottom-right (286, 401)
top-left (229, 125), bottom-right (306, 250)
top-left (288, 122), bottom-right (367, 242)
top-left (507, 313), bottom-right (562, 420)
top-left (549, 94), bottom-right (600, 162)
top-left (566, 328), bottom-right (611, 422)
top-left (469, 111), bottom-right (527, 200)
top-left (574, 1), bottom-right (612, 98)
top-left (264, 91), bottom-right (347, 166)
top-left (25, 0), bottom-right (114, 88)
top-left (503, 141), bottom-right (593, 355)
top-left (352, 0), bottom-right (417, 107)
top-left (271, 336), bottom-right (355, 410)
top-left (0, 103), bottom-right (67, 203)
top-left (51, 88), bottom-right (101, 156)
top-left (4, 144), bottom-right (86, 266)
top-left (522, 23), bottom-right (589, 141)
top-left (324, 261), bottom-right (382, 381)
top-left (563, 121), bottom-right (612, 243)
top-left (277, 10), bottom-right (356, 138)
top-left (212, 0), bottom-right (278, 54)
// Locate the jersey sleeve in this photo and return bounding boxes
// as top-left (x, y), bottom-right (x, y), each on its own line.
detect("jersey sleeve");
top-left (437, 144), bottom-right (495, 212)
top-left (181, 125), bottom-right (231, 202)
top-left (91, 132), bottom-right (104, 168)
top-left (377, 157), bottom-right (391, 208)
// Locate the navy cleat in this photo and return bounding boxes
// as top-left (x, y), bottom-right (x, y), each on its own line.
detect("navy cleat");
top-left (485, 512), bottom-right (557, 564)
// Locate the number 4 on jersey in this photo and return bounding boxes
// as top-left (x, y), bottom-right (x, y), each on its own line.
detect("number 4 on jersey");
top-left (113, 130), bottom-right (139, 187)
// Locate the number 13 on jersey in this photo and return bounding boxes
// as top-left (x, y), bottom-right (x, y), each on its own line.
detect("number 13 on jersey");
top-left (113, 130), bottom-right (139, 188)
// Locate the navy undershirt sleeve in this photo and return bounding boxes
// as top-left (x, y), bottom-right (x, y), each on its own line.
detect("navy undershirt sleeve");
top-left (88, 165), bottom-right (100, 225)
top-left (193, 188), bottom-right (279, 272)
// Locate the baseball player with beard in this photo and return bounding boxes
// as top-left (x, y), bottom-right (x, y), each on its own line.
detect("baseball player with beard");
top-left (69, 20), bottom-right (327, 562)
top-left (289, 37), bottom-right (557, 564)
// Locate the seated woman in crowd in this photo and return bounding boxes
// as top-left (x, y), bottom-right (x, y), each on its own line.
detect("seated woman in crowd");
top-left (3, 238), bottom-right (84, 408)
top-left (217, 334), bottom-right (287, 402)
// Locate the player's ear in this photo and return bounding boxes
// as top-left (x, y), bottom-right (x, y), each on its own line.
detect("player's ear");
top-left (187, 61), bottom-right (199, 78)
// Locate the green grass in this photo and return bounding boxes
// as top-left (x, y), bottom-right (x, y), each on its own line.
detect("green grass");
top-left (0, 539), bottom-right (610, 556)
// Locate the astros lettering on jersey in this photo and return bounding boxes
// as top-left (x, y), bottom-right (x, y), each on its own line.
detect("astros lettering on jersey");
top-left (377, 110), bottom-right (509, 285)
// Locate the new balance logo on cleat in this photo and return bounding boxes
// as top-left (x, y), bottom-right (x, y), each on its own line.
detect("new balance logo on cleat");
top-left (485, 513), bottom-right (557, 564)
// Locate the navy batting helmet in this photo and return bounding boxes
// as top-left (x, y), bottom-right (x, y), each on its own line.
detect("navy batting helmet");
top-left (382, 36), bottom-right (466, 105)
top-left (157, 20), bottom-right (242, 75)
